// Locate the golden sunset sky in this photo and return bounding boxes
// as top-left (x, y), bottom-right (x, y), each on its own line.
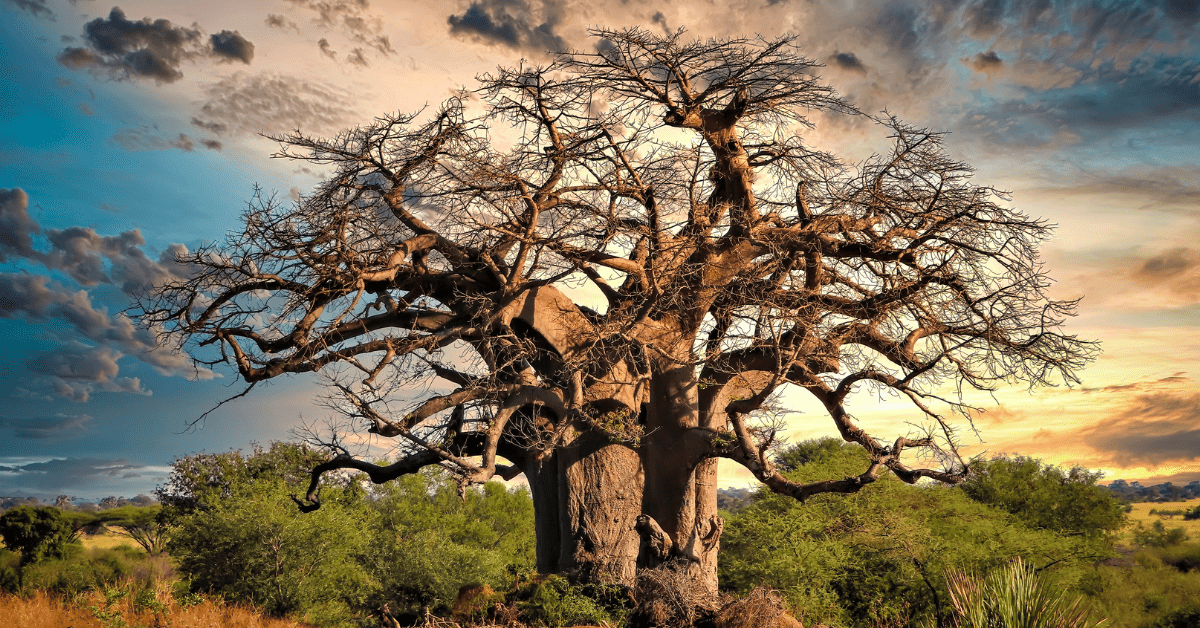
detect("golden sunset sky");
top-left (1, 0), bottom-right (1197, 499)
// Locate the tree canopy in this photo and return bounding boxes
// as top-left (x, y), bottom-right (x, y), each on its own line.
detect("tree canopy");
top-left (136, 27), bottom-right (1095, 593)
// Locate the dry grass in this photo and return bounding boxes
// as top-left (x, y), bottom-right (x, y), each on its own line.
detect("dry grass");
top-left (79, 530), bottom-right (143, 552)
top-left (1121, 498), bottom-right (1200, 544)
top-left (0, 586), bottom-right (318, 628)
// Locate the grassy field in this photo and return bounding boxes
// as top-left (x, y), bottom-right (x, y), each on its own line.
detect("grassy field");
top-left (1121, 497), bottom-right (1200, 544)
top-left (79, 530), bottom-right (143, 552)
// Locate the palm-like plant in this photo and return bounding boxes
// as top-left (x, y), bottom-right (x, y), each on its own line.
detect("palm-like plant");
top-left (946, 557), bottom-right (1105, 628)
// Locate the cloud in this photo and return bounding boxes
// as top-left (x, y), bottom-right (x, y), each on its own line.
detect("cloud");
top-left (447, 0), bottom-right (569, 54)
top-left (57, 7), bottom-right (256, 83)
top-left (0, 188), bottom-right (42, 262)
top-left (963, 50), bottom-right (1003, 79)
top-left (26, 344), bottom-right (151, 402)
top-left (828, 51), bottom-right (867, 75)
top-left (962, 0), bottom-right (1006, 36)
top-left (1081, 373), bottom-right (1192, 394)
top-left (318, 38), bottom-right (337, 60)
top-left (651, 11), bottom-right (670, 35)
top-left (4, 0), bottom-right (54, 20)
top-left (265, 14), bottom-right (298, 31)
top-left (283, 0), bottom-right (394, 56)
top-left (200, 138), bottom-right (222, 151)
top-left (57, 7), bottom-right (204, 83)
top-left (189, 117), bottom-right (226, 134)
top-left (346, 48), bottom-right (369, 67)
top-left (0, 188), bottom-right (217, 400)
top-left (112, 128), bottom-right (196, 153)
top-left (1084, 393), bottom-right (1200, 468)
top-left (191, 72), bottom-right (355, 138)
top-left (210, 30), bottom-right (254, 64)
top-left (0, 458), bottom-right (148, 493)
top-left (0, 414), bottom-right (93, 439)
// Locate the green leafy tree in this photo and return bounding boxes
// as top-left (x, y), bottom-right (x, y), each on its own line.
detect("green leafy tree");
top-left (0, 506), bottom-right (74, 567)
top-left (0, 505), bottom-right (76, 589)
top-left (365, 469), bottom-right (536, 613)
top-left (161, 442), bottom-right (374, 621)
top-left (959, 456), bottom-right (1127, 541)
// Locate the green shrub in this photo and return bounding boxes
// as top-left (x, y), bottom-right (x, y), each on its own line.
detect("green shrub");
top-left (1152, 606), bottom-right (1200, 628)
top-left (20, 545), bottom-right (143, 594)
top-left (1135, 521), bottom-right (1190, 548)
top-left (959, 456), bottom-right (1127, 540)
top-left (516, 575), bottom-right (626, 627)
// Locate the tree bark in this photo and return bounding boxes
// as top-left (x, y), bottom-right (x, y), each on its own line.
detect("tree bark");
top-left (524, 419), bottom-right (721, 597)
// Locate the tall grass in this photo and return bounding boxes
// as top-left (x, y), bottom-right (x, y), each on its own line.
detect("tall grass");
top-left (0, 584), bottom-right (318, 628)
top-left (946, 557), bottom-right (1105, 628)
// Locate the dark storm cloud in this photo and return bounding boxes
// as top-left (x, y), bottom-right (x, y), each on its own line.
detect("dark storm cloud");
top-left (57, 7), bottom-right (256, 83)
top-left (828, 51), bottom-right (867, 74)
top-left (0, 458), bottom-right (148, 492)
top-left (0, 414), bottom-right (93, 439)
top-left (1084, 393), bottom-right (1200, 467)
top-left (1162, 0), bottom-right (1200, 26)
top-left (1137, 248), bottom-right (1196, 280)
top-left (1031, 166), bottom-right (1200, 214)
top-left (210, 30), bottom-right (255, 64)
top-left (201, 139), bottom-right (222, 151)
top-left (0, 273), bottom-right (61, 319)
top-left (0, 272), bottom-right (207, 390)
top-left (3, 0), bottom-right (54, 20)
top-left (192, 72), bottom-right (355, 138)
top-left (447, 0), bottom-right (569, 54)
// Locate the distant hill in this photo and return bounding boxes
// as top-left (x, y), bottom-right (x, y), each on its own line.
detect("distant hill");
top-left (718, 487), bottom-right (754, 512)
top-left (1104, 479), bottom-right (1200, 502)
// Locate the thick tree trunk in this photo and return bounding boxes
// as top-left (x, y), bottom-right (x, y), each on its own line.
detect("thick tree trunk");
top-left (523, 366), bottom-right (723, 603)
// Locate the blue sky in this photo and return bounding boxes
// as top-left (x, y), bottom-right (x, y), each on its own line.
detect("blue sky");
top-left (1, 0), bottom-right (1198, 500)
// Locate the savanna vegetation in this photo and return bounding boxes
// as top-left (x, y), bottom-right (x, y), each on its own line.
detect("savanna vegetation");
top-left (4, 25), bottom-right (1192, 628)
top-left (4, 439), bottom-right (1200, 628)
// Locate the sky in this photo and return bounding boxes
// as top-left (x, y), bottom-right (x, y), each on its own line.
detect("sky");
top-left (0, 0), bottom-right (1197, 501)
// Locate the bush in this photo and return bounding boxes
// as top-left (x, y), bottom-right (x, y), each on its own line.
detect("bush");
top-left (516, 575), bottom-right (627, 627)
top-left (20, 546), bottom-right (143, 595)
top-left (720, 439), bottom-right (1105, 627)
top-left (1135, 521), bottom-right (1190, 548)
top-left (959, 456), bottom-right (1127, 540)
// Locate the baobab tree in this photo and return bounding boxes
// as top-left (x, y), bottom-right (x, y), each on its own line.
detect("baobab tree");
top-left (138, 28), bottom-right (1094, 601)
